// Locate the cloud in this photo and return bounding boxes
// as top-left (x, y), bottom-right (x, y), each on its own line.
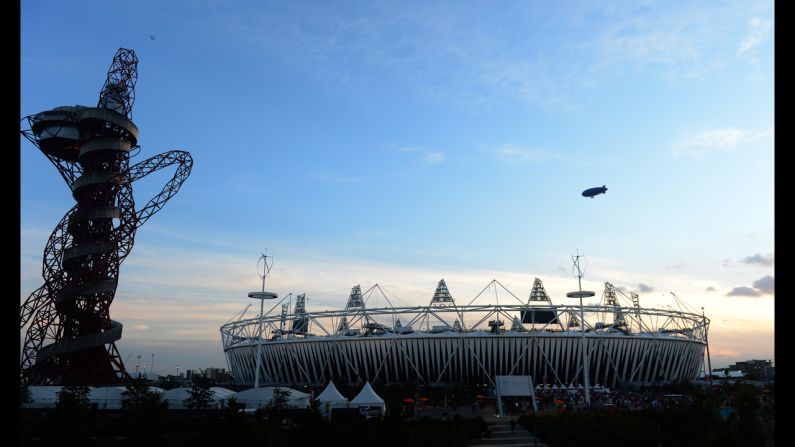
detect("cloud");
top-left (494, 144), bottom-right (556, 164)
top-left (212, 2), bottom-right (757, 112)
top-left (672, 126), bottom-right (773, 158)
top-left (726, 286), bottom-right (762, 297)
top-left (666, 262), bottom-right (686, 269)
top-left (706, 286), bottom-right (717, 292)
top-left (722, 259), bottom-right (734, 268)
top-left (423, 152), bottom-right (445, 165)
top-left (737, 18), bottom-right (773, 62)
top-left (397, 146), bottom-right (446, 166)
top-left (752, 275), bottom-right (774, 294)
top-left (672, 128), bottom-right (744, 158)
top-left (638, 283), bottom-right (654, 293)
top-left (741, 253), bottom-right (773, 266)
top-left (131, 324), bottom-right (150, 331)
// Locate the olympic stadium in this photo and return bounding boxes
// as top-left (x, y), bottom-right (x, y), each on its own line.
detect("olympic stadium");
top-left (221, 273), bottom-right (709, 389)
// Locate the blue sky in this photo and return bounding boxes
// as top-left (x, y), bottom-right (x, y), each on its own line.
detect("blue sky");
top-left (21, 0), bottom-right (773, 375)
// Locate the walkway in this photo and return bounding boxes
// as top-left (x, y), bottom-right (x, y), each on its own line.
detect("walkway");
top-left (468, 417), bottom-right (548, 447)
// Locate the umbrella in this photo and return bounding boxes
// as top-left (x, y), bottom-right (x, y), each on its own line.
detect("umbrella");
top-left (554, 399), bottom-right (564, 405)
top-left (419, 397), bottom-right (429, 402)
top-left (403, 398), bottom-right (415, 404)
top-left (475, 394), bottom-right (487, 399)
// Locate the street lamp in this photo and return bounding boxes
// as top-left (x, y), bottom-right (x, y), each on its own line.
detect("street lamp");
top-left (249, 253), bottom-right (277, 388)
top-left (566, 251), bottom-right (593, 406)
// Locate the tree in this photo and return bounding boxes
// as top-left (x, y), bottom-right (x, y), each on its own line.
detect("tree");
top-left (56, 384), bottom-right (91, 410)
top-left (122, 376), bottom-right (166, 410)
top-left (184, 374), bottom-right (215, 409)
top-left (47, 385), bottom-right (92, 443)
top-left (122, 376), bottom-right (169, 441)
top-left (225, 396), bottom-right (245, 413)
top-left (217, 396), bottom-right (250, 442)
top-left (269, 386), bottom-right (290, 410)
top-left (20, 384), bottom-right (32, 407)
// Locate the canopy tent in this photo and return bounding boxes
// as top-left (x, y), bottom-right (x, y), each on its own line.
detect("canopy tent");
top-left (350, 382), bottom-right (385, 412)
top-left (233, 386), bottom-right (310, 409)
top-left (316, 381), bottom-right (348, 404)
top-left (316, 381), bottom-right (349, 415)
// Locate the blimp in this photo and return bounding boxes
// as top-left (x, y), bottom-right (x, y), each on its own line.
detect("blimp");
top-left (582, 185), bottom-right (607, 198)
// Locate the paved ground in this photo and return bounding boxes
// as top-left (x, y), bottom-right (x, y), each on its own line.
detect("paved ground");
top-left (403, 406), bottom-right (549, 446)
top-left (468, 416), bottom-right (548, 447)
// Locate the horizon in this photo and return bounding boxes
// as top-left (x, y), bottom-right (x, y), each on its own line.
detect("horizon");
top-left (21, 0), bottom-right (773, 378)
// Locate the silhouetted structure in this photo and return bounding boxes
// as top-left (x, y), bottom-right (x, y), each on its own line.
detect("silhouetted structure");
top-left (20, 48), bottom-right (193, 385)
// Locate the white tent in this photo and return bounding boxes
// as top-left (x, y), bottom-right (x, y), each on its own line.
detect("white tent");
top-left (211, 387), bottom-right (237, 408)
top-left (233, 387), bottom-right (310, 409)
top-left (317, 381), bottom-right (348, 404)
top-left (350, 382), bottom-right (385, 412)
top-left (149, 386), bottom-right (167, 395)
top-left (164, 387), bottom-right (193, 409)
top-left (316, 381), bottom-right (349, 414)
top-left (164, 386), bottom-right (236, 409)
top-left (26, 386), bottom-right (62, 408)
top-left (89, 386), bottom-right (126, 409)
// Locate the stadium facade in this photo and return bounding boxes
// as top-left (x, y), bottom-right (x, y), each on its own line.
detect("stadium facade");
top-left (221, 278), bottom-right (708, 388)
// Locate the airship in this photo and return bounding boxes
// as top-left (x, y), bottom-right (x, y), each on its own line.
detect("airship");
top-left (582, 185), bottom-right (607, 198)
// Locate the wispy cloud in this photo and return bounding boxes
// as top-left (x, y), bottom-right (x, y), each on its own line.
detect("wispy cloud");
top-left (209, 2), bottom-right (759, 111)
top-left (673, 128), bottom-right (744, 158)
top-left (674, 126), bottom-right (774, 158)
top-left (706, 286), bottom-right (717, 292)
top-left (494, 144), bottom-right (557, 164)
top-left (737, 17), bottom-right (773, 64)
top-left (423, 152), bottom-right (445, 165)
top-left (742, 253), bottom-right (773, 266)
top-left (397, 146), bottom-right (446, 167)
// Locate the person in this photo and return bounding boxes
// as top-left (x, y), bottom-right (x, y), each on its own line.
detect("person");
top-left (510, 418), bottom-right (515, 433)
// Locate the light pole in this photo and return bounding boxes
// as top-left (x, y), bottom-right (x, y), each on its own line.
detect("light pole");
top-left (249, 253), bottom-right (277, 388)
top-left (566, 251), bottom-right (593, 406)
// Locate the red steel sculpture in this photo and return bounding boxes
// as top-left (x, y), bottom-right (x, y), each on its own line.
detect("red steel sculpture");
top-left (20, 48), bottom-right (193, 385)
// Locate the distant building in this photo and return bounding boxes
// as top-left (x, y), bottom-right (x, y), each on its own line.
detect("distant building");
top-left (204, 367), bottom-right (225, 380)
top-left (729, 359), bottom-right (774, 381)
top-left (712, 369), bottom-right (744, 379)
